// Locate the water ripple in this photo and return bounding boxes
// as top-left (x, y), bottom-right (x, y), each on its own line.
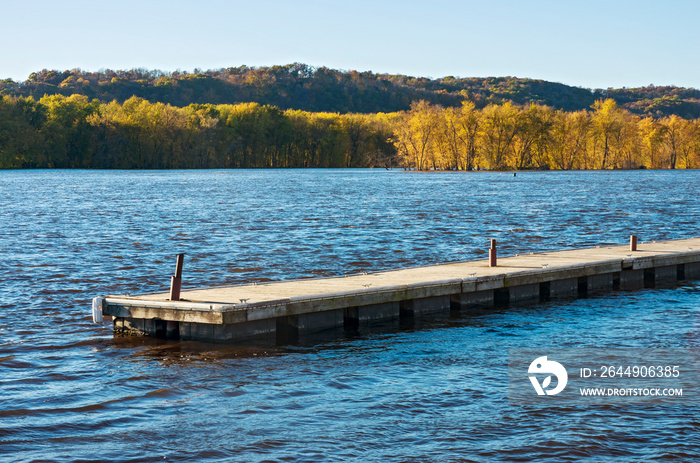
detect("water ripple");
top-left (1, 169), bottom-right (699, 461)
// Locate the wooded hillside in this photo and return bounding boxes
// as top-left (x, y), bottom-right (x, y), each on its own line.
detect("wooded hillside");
top-left (2, 64), bottom-right (700, 118)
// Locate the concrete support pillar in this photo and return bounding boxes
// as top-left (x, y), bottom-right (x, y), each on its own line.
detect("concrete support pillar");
top-left (280, 310), bottom-right (344, 341)
top-left (577, 276), bottom-right (588, 296)
top-left (166, 321), bottom-right (180, 339)
top-left (685, 262), bottom-right (700, 280)
top-left (343, 307), bottom-right (359, 331)
top-left (619, 269), bottom-right (644, 290)
top-left (588, 273), bottom-right (614, 293)
top-left (400, 296), bottom-right (451, 318)
top-left (677, 264), bottom-right (686, 280)
top-left (549, 278), bottom-right (579, 299)
top-left (450, 290), bottom-right (494, 314)
top-left (276, 315), bottom-right (299, 344)
top-left (357, 302), bottom-right (400, 325)
top-left (508, 284), bottom-right (539, 304)
top-left (644, 265), bottom-right (677, 288)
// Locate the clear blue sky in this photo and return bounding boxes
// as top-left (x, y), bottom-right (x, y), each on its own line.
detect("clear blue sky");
top-left (2, 0), bottom-right (698, 89)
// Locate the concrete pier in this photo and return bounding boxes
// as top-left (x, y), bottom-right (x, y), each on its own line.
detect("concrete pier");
top-left (95, 238), bottom-right (700, 343)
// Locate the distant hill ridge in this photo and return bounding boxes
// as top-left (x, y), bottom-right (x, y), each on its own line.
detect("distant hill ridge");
top-left (2, 63), bottom-right (699, 118)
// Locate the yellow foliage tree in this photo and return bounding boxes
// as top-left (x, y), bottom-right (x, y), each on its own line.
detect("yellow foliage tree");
top-left (480, 102), bottom-right (518, 170)
top-left (590, 99), bottom-right (624, 169)
top-left (392, 100), bottom-right (440, 170)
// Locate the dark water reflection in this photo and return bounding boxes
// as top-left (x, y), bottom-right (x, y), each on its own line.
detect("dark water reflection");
top-left (1, 169), bottom-right (699, 461)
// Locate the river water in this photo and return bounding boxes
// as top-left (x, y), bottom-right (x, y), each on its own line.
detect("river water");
top-left (1, 169), bottom-right (699, 461)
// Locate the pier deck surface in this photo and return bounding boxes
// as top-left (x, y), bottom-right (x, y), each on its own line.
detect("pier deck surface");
top-left (103, 238), bottom-right (700, 320)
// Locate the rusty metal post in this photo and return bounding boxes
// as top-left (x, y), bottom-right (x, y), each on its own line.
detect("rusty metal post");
top-left (170, 253), bottom-right (185, 301)
top-left (630, 235), bottom-right (637, 252)
top-left (489, 239), bottom-right (497, 267)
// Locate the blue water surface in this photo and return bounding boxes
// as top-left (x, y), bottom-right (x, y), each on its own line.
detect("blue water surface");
top-left (0, 169), bottom-right (699, 462)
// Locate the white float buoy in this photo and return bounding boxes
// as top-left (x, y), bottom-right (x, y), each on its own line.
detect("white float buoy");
top-left (92, 297), bottom-right (104, 323)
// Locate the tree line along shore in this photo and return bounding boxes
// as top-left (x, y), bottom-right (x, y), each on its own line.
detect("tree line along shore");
top-left (1, 93), bottom-right (698, 170)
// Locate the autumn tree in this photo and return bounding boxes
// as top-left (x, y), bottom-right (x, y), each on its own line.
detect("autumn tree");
top-left (510, 104), bottom-right (553, 169)
top-left (0, 96), bottom-right (47, 168)
top-left (39, 94), bottom-right (100, 167)
top-left (435, 101), bottom-right (481, 170)
top-left (549, 110), bottom-right (591, 170)
top-left (392, 100), bottom-right (440, 170)
top-left (480, 102), bottom-right (518, 170)
top-left (436, 106), bottom-right (464, 170)
top-left (610, 112), bottom-right (642, 169)
top-left (638, 117), bottom-right (666, 168)
top-left (456, 101), bottom-right (481, 170)
top-left (590, 99), bottom-right (624, 169)
top-left (667, 117), bottom-right (699, 169)
top-left (661, 115), bottom-right (685, 169)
